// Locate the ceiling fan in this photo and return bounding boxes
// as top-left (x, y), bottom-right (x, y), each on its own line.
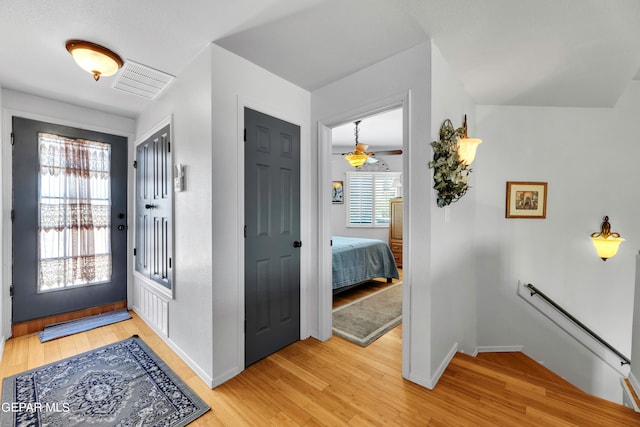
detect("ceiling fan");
top-left (337, 120), bottom-right (403, 167)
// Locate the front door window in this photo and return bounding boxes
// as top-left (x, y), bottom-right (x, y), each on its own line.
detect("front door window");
top-left (38, 132), bottom-right (112, 291)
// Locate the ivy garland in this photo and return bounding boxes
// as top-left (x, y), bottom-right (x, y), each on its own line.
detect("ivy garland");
top-left (428, 119), bottom-right (471, 207)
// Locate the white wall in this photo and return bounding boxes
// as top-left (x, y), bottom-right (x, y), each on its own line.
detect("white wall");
top-left (429, 43), bottom-right (478, 374)
top-left (630, 255), bottom-right (640, 393)
top-left (474, 81), bottom-right (640, 402)
top-left (1, 89), bottom-right (135, 353)
top-left (0, 85), bottom-right (4, 358)
top-left (209, 43), bottom-right (311, 385)
top-left (134, 47), bottom-right (215, 384)
top-left (312, 41), bottom-right (434, 385)
top-left (331, 154), bottom-right (403, 241)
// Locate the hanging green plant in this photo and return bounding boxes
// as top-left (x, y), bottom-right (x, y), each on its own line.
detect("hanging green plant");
top-left (428, 119), bottom-right (471, 207)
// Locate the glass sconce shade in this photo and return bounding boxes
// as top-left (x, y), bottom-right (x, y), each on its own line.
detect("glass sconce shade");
top-left (590, 216), bottom-right (623, 261)
top-left (591, 236), bottom-right (624, 261)
top-left (457, 137), bottom-right (482, 165)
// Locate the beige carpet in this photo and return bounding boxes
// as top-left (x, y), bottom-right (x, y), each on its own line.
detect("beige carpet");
top-left (332, 282), bottom-right (402, 346)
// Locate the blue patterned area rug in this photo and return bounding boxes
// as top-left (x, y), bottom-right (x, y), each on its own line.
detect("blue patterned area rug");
top-left (0, 336), bottom-right (210, 427)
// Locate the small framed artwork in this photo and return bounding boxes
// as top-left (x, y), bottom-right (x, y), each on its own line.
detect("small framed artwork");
top-left (506, 181), bottom-right (547, 219)
top-left (332, 181), bottom-right (344, 204)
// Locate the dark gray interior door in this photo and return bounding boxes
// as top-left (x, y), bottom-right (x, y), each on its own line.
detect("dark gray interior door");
top-left (245, 108), bottom-right (301, 366)
top-left (135, 124), bottom-right (172, 290)
top-left (12, 117), bottom-right (128, 323)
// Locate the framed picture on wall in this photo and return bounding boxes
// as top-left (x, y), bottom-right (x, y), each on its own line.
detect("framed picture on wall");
top-left (506, 181), bottom-right (547, 219)
top-left (332, 181), bottom-right (344, 204)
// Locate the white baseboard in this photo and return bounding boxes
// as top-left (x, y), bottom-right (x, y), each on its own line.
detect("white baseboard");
top-left (430, 342), bottom-right (459, 388)
top-left (409, 342), bottom-right (458, 390)
top-left (407, 372), bottom-right (432, 390)
top-left (211, 366), bottom-right (243, 388)
top-left (132, 306), bottom-right (215, 388)
top-left (0, 335), bottom-right (5, 364)
top-left (165, 336), bottom-right (215, 387)
top-left (474, 345), bottom-right (524, 355)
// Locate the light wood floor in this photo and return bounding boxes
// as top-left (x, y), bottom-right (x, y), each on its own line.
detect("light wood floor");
top-left (333, 268), bottom-right (402, 308)
top-left (1, 309), bottom-right (639, 426)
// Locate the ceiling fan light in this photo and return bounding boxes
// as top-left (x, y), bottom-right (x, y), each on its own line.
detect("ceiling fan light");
top-left (345, 153), bottom-right (368, 167)
top-left (355, 143), bottom-right (368, 153)
top-left (66, 40), bottom-right (123, 81)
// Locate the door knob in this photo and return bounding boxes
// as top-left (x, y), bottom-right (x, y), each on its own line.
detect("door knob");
top-left (117, 225), bottom-right (126, 231)
top-left (293, 241), bottom-right (302, 248)
top-left (145, 204), bottom-right (155, 209)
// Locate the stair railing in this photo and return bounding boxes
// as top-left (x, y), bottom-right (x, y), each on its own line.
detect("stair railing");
top-left (524, 283), bottom-right (630, 367)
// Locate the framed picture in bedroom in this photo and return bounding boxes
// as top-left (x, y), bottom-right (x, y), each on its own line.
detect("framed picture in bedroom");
top-left (506, 181), bottom-right (547, 219)
top-left (332, 181), bottom-right (344, 204)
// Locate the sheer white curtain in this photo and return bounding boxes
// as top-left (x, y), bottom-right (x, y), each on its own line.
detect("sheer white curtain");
top-left (38, 133), bottom-right (112, 291)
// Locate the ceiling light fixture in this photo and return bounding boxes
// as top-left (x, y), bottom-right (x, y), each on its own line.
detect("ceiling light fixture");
top-left (65, 40), bottom-right (123, 81)
top-left (591, 216), bottom-right (624, 261)
top-left (344, 120), bottom-right (370, 167)
top-left (457, 114), bottom-right (482, 165)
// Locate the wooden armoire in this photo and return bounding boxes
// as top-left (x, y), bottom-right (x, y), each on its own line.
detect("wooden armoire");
top-left (389, 197), bottom-right (403, 268)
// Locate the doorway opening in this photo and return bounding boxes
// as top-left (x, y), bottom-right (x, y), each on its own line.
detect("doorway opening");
top-left (329, 106), bottom-right (405, 347)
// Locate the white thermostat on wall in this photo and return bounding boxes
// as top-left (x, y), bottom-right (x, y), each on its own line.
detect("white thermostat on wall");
top-left (174, 164), bottom-right (185, 192)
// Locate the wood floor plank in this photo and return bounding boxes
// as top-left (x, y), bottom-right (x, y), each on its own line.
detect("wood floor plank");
top-left (1, 311), bottom-right (639, 426)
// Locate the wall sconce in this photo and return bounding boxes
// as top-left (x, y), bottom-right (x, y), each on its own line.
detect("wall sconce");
top-left (457, 114), bottom-right (482, 166)
top-left (590, 216), bottom-right (624, 261)
top-left (66, 40), bottom-right (123, 81)
top-left (428, 115), bottom-right (481, 207)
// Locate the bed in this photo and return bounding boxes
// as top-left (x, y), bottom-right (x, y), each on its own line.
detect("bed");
top-left (332, 235), bottom-right (399, 293)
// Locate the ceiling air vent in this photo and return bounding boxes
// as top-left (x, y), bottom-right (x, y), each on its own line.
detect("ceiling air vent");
top-left (112, 60), bottom-right (174, 100)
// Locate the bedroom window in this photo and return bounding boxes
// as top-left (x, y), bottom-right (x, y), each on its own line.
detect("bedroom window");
top-left (346, 172), bottom-right (401, 227)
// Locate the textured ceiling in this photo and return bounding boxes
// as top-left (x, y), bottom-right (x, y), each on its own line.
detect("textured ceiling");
top-left (1, 0), bottom-right (639, 118)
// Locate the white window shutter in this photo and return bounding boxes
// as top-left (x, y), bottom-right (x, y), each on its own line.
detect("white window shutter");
top-left (346, 172), bottom-right (400, 228)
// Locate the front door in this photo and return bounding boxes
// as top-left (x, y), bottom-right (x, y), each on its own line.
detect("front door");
top-left (12, 117), bottom-right (128, 323)
top-left (244, 108), bottom-right (301, 366)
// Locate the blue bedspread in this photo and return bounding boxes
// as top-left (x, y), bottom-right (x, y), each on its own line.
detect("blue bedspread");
top-left (332, 235), bottom-right (399, 290)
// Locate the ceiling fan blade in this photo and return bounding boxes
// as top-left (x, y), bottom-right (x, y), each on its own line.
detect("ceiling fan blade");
top-left (373, 149), bottom-right (403, 155)
top-left (365, 156), bottom-right (379, 164)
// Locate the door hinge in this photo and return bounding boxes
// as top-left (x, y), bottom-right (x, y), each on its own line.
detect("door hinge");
top-left (133, 248), bottom-right (137, 256)
top-left (168, 142), bottom-right (170, 153)
top-left (244, 319), bottom-right (246, 333)
top-left (244, 128), bottom-right (247, 142)
top-left (11, 209), bottom-right (14, 223)
top-left (9, 285), bottom-right (14, 297)
top-left (10, 132), bottom-right (15, 146)
top-left (169, 257), bottom-right (172, 269)
top-left (133, 160), bottom-right (137, 169)
top-left (244, 225), bottom-right (247, 238)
